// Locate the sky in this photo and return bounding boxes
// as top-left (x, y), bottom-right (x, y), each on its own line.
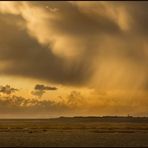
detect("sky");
top-left (0, 1), bottom-right (148, 118)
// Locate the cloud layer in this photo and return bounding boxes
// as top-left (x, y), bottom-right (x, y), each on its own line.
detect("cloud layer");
top-left (0, 1), bottom-right (147, 90)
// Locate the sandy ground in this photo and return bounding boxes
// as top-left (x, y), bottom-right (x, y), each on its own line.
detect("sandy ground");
top-left (0, 119), bottom-right (147, 147)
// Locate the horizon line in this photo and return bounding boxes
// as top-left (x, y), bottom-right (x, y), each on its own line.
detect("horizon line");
top-left (0, 115), bottom-right (148, 120)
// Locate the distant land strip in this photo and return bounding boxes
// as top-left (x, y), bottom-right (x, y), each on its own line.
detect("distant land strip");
top-left (0, 116), bottom-right (148, 123)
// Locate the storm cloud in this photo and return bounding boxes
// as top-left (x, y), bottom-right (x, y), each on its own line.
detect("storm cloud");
top-left (1, 1), bottom-right (148, 117)
top-left (0, 2), bottom-right (148, 93)
top-left (0, 1), bottom-right (124, 87)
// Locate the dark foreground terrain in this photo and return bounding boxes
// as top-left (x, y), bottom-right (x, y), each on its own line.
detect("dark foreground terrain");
top-left (0, 116), bottom-right (148, 147)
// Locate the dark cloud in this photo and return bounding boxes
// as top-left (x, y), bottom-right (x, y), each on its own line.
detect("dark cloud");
top-left (110, 1), bottom-right (148, 36)
top-left (0, 1), bottom-right (123, 87)
top-left (31, 84), bottom-right (57, 98)
top-left (35, 84), bottom-right (57, 91)
top-left (0, 85), bottom-right (18, 95)
top-left (0, 1), bottom-right (148, 91)
top-left (0, 12), bottom-right (94, 86)
top-left (29, 1), bottom-right (121, 36)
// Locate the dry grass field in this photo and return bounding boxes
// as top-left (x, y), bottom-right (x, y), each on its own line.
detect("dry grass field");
top-left (0, 117), bottom-right (148, 147)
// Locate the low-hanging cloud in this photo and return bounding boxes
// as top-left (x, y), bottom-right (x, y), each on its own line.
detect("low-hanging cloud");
top-left (0, 95), bottom-right (71, 118)
top-left (0, 85), bottom-right (18, 95)
top-left (31, 84), bottom-right (57, 98)
top-left (35, 84), bottom-right (57, 91)
top-left (0, 91), bottom-right (148, 118)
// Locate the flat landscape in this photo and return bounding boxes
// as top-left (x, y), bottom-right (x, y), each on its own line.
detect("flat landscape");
top-left (0, 117), bottom-right (148, 147)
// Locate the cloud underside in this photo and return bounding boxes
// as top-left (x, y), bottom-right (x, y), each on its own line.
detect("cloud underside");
top-left (0, 1), bottom-right (148, 91)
